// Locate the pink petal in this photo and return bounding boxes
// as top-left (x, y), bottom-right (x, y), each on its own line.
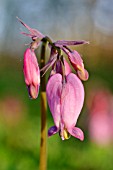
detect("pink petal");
top-left (68, 127), bottom-right (84, 141)
top-left (61, 73), bottom-right (84, 128)
top-left (23, 48), bottom-right (40, 86)
top-left (31, 51), bottom-right (40, 86)
top-left (23, 48), bottom-right (33, 85)
top-left (46, 74), bottom-right (62, 128)
top-left (23, 48), bottom-right (40, 99)
top-left (68, 50), bottom-right (83, 69)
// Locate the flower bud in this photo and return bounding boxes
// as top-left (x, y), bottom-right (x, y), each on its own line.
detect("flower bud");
top-left (23, 48), bottom-right (40, 99)
top-left (63, 48), bottom-right (89, 81)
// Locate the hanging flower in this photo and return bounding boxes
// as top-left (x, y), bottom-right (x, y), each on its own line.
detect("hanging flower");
top-left (46, 73), bottom-right (84, 140)
top-left (23, 48), bottom-right (40, 99)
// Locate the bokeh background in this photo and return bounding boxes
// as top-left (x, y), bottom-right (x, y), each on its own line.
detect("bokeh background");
top-left (0, 0), bottom-right (113, 169)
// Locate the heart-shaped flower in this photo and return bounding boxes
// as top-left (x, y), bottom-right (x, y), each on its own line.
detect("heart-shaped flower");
top-left (46, 73), bottom-right (84, 140)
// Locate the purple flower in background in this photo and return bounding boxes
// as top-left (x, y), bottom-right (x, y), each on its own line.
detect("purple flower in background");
top-left (23, 48), bottom-right (40, 99)
top-left (46, 73), bottom-right (84, 140)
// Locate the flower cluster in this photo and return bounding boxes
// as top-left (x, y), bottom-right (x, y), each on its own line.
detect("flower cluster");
top-left (17, 17), bottom-right (89, 141)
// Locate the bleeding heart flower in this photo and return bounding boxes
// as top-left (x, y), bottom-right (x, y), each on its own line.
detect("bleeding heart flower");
top-left (23, 48), bottom-right (40, 99)
top-left (46, 73), bottom-right (84, 140)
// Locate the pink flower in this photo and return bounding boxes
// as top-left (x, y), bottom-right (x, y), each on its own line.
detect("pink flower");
top-left (23, 48), bottom-right (40, 99)
top-left (63, 48), bottom-right (89, 81)
top-left (46, 73), bottom-right (84, 140)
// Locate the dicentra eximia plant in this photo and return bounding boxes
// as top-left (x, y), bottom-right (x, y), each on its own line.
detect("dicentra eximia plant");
top-left (17, 17), bottom-right (89, 170)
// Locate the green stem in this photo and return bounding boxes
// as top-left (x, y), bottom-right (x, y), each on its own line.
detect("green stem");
top-left (39, 39), bottom-right (47, 170)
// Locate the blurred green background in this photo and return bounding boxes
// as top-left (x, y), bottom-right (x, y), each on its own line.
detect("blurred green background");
top-left (0, 0), bottom-right (113, 169)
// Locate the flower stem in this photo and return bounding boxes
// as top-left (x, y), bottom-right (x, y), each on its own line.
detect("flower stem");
top-left (39, 39), bottom-right (47, 170)
top-left (42, 36), bottom-right (61, 55)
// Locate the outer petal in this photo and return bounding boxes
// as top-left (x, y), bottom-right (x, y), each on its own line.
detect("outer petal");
top-left (63, 48), bottom-right (83, 69)
top-left (23, 48), bottom-right (33, 85)
top-left (23, 48), bottom-right (40, 99)
top-left (68, 127), bottom-right (84, 141)
top-left (23, 48), bottom-right (40, 86)
top-left (31, 51), bottom-right (40, 86)
top-left (61, 73), bottom-right (84, 129)
top-left (46, 74), bottom-right (62, 128)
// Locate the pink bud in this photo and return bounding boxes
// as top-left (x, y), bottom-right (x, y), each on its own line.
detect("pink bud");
top-left (46, 73), bottom-right (84, 140)
top-left (23, 48), bottom-right (40, 99)
top-left (63, 48), bottom-right (89, 81)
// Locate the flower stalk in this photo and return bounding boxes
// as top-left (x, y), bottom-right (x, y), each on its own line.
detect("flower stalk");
top-left (39, 39), bottom-right (47, 170)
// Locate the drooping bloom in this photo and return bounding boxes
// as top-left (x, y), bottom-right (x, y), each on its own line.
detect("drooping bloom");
top-left (46, 73), bottom-right (84, 140)
top-left (63, 48), bottom-right (89, 81)
top-left (23, 48), bottom-right (40, 99)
